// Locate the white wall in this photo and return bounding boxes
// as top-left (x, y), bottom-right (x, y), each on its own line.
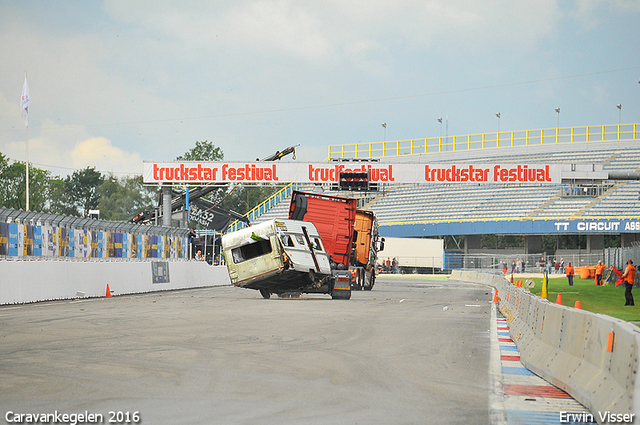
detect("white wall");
top-left (381, 237), bottom-right (444, 269)
top-left (0, 260), bottom-right (231, 305)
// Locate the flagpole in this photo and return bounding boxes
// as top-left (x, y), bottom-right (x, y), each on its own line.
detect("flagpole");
top-left (25, 126), bottom-right (29, 211)
top-left (21, 71), bottom-right (30, 211)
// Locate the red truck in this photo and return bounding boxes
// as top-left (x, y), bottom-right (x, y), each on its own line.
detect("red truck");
top-left (289, 191), bottom-right (383, 291)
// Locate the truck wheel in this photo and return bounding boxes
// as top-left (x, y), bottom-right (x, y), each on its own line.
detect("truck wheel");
top-left (259, 289), bottom-right (271, 299)
top-left (354, 269), bottom-right (362, 290)
top-left (332, 289), bottom-right (351, 300)
top-left (364, 274), bottom-right (375, 291)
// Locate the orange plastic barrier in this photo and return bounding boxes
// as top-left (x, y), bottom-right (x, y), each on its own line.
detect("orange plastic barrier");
top-left (578, 267), bottom-right (593, 279)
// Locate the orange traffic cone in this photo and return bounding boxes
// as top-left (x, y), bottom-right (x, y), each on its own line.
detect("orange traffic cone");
top-left (574, 300), bottom-right (581, 309)
top-left (556, 293), bottom-right (562, 305)
top-left (493, 290), bottom-right (499, 303)
top-left (510, 274), bottom-right (514, 284)
top-left (106, 284), bottom-right (112, 298)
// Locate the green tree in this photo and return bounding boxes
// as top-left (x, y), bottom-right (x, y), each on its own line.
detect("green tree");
top-left (481, 235), bottom-right (524, 249)
top-left (219, 184), bottom-right (282, 214)
top-left (26, 167), bottom-right (51, 212)
top-left (47, 177), bottom-right (78, 215)
top-left (0, 153), bottom-right (51, 212)
top-left (176, 140), bottom-right (224, 161)
top-left (175, 140), bottom-right (228, 209)
top-left (64, 167), bottom-right (104, 216)
top-left (97, 174), bottom-right (157, 221)
top-left (0, 154), bottom-right (25, 209)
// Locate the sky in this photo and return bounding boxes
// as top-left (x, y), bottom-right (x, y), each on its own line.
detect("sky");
top-left (1, 0), bottom-right (639, 178)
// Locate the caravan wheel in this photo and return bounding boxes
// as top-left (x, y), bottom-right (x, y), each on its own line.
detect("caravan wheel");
top-left (259, 289), bottom-right (271, 299)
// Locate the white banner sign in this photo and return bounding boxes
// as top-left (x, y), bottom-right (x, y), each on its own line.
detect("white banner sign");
top-left (143, 161), bottom-right (562, 184)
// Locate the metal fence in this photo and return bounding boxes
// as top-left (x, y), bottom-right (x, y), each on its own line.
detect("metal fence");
top-left (604, 244), bottom-right (640, 270)
top-left (447, 252), bottom-right (605, 274)
top-left (0, 207), bottom-right (191, 261)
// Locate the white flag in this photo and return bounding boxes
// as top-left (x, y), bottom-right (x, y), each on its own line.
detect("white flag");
top-left (21, 76), bottom-right (30, 127)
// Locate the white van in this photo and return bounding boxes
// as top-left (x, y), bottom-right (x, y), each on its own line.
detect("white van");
top-left (222, 219), bottom-right (349, 299)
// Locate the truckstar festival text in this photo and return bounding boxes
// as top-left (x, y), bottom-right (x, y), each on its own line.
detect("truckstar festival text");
top-left (143, 162), bottom-right (561, 184)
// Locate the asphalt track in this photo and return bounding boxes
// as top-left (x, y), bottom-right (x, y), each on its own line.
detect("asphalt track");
top-left (1, 276), bottom-right (499, 424)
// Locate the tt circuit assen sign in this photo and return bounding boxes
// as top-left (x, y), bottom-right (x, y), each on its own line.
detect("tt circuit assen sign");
top-left (554, 220), bottom-right (640, 233)
top-left (143, 162), bottom-right (562, 184)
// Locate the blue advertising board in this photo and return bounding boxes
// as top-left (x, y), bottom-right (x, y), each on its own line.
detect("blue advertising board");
top-left (8, 223), bottom-right (19, 256)
top-left (69, 228), bottom-right (75, 257)
top-left (97, 231), bottom-right (105, 258)
top-left (381, 218), bottom-right (640, 238)
top-left (34, 226), bottom-right (42, 256)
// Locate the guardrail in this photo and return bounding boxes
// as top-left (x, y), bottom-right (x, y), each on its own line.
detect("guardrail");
top-left (227, 182), bottom-right (300, 232)
top-left (451, 269), bottom-right (640, 420)
top-left (329, 123), bottom-right (640, 159)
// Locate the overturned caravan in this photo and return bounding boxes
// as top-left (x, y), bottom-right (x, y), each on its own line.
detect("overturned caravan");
top-left (221, 219), bottom-right (351, 299)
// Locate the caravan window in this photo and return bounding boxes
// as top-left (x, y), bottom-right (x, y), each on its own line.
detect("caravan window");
top-left (281, 234), bottom-right (295, 247)
top-left (231, 239), bottom-right (273, 263)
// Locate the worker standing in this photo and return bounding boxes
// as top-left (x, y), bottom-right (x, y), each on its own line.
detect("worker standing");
top-left (621, 259), bottom-right (637, 306)
top-left (565, 262), bottom-right (575, 286)
top-left (595, 261), bottom-right (606, 286)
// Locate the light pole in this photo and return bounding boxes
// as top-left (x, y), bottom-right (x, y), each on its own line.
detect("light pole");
top-left (437, 117), bottom-right (443, 137)
top-left (617, 104), bottom-right (622, 124)
top-left (496, 112), bottom-right (501, 133)
top-left (555, 108), bottom-right (560, 128)
top-left (382, 122), bottom-right (387, 141)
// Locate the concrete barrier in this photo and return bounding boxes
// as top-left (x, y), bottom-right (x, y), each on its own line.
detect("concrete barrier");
top-left (0, 259), bottom-right (231, 305)
top-left (452, 269), bottom-right (640, 422)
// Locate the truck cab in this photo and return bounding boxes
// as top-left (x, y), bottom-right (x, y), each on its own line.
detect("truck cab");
top-left (288, 190), bottom-right (382, 291)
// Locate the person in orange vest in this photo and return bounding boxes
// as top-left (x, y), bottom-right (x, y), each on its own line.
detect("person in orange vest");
top-left (621, 259), bottom-right (637, 306)
top-left (595, 260), bottom-right (606, 286)
top-left (565, 262), bottom-right (575, 286)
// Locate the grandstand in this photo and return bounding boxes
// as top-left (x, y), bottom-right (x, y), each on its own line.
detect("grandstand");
top-left (372, 140), bottom-right (640, 224)
top-left (232, 123), bottom-right (640, 266)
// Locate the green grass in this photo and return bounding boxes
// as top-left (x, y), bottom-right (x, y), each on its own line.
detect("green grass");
top-left (518, 275), bottom-right (640, 322)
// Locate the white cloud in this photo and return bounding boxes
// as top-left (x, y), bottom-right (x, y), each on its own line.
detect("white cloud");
top-left (0, 112), bottom-right (142, 177)
top-left (222, 1), bottom-right (333, 62)
top-left (0, 86), bottom-right (23, 131)
top-left (569, 0), bottom-right (640, 30)
top-left (103, 0), bottom-right (563, 62)
top-left (70, 137), bottom-right (143, 175)
top-left (2, 0), bottom-right (638, 173)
